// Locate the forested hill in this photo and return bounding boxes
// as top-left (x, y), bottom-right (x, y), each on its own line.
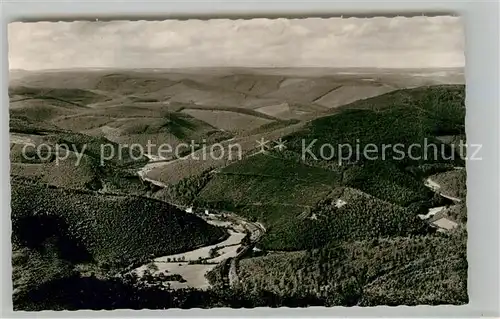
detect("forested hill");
top-left (11, 180), bottom-right (227, 293)
top-left (192, 85), bottom-right (466, 251)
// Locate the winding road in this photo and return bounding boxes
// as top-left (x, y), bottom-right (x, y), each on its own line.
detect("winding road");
top-left (133, 156), bottom-right (265, 289)
top-left (421, 170), bottom-right (463, 231)
top-left (134, 159), bottom-right (464, 287)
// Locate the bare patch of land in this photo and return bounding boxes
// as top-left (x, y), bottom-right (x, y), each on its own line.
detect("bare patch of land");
top-left (181, 109), bottom-right (273, 133)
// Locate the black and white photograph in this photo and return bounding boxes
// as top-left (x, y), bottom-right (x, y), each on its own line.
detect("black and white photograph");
top-left (8, 16), bottom-right (468, 310)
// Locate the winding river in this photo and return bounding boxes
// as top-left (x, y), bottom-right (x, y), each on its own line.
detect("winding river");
top-left (132, 155), bottom-right (264, 289)
top-left (133, 155), bottom-right (463, 287)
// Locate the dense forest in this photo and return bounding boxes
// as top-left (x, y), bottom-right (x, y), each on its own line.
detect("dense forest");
top-left (13, 230), bottom-right (467, 310)
top-left (238, 230), bottom-right (468, 306)
top-left (13, 274), bottom-right (325, 310)
top-left (11, 179), bottom-right (227, 293)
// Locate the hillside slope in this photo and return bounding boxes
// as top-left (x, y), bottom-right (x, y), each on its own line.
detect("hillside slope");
top-left (189, 85), bottom-right (465, 250)
top-left (238, 230), bottom-right (467, 306)
top-left (11, 181), bottom-right (227, 287)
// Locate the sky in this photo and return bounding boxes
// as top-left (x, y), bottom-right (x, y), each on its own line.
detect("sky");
top-left (8, 16), bottom-right (464, 70)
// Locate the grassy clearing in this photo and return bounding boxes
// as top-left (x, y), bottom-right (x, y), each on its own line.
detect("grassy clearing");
top-left (261, 78), bottom-right (341, 103)
top-left (255, 103), bottom-right (296, 119)
top-left (164, 82), bottom-right (251, 107)
top-left (181, 109), bottom-right (273, 133)
top-left (314, 84), bottom-right (395, 108)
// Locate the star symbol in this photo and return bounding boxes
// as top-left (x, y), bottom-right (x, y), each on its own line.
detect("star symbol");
top-left (255, 137), bottom-right (270, 154)
top-left (274, 138), bottom-right (287, 152)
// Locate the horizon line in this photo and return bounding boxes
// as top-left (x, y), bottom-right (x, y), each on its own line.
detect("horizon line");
top-left (10, 66), bottom-right (466, 72)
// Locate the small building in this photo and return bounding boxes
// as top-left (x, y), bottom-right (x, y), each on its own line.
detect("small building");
top-left (335, 199), bottom-right (347, 208)
top-left (431, 217), bottom-right (459, 232)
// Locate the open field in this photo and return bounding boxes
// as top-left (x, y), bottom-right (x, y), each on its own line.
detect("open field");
top-left (131, 212), bottom-right (258, 290)
top-left (314, 84), bottom-right (395, 108)
top-left (181, 109), bottom-right (273, 133)
top-left (134, 262), bottom-right (216, 290)
top-left (153, 230), bottom-right (245, 263)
